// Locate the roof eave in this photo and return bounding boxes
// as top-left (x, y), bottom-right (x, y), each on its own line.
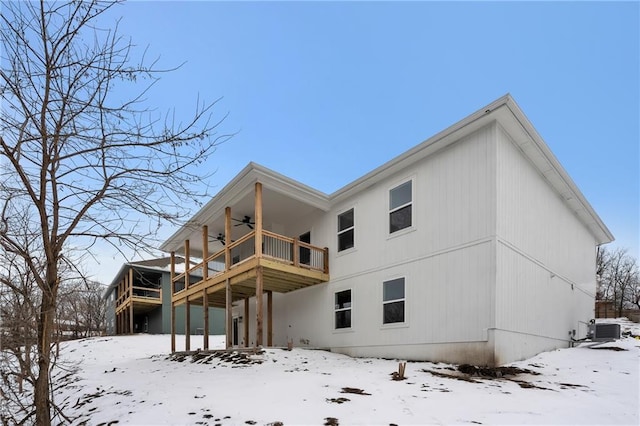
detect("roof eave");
top-left (159, 162), bottom-right (330, 253)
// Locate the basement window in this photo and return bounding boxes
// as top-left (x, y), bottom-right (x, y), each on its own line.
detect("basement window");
top-left (389, 180), bottom-right (412, 233)
top-left (337, 208), bottom-right (355, 252)
top-left (383, 278), bottom-right (405, 324)
top-left (334, 289), bottom-right (352, 329)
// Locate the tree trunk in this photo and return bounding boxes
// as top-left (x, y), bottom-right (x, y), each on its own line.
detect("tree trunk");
top-left (34, 287), bottom-right (55, 426)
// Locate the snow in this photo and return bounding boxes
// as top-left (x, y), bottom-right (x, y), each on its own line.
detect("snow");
top-left (5, 319), bottom-right (640, 425)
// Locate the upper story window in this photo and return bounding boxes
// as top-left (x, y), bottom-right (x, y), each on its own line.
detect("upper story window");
top-left (383, 277), bottom-right (405, 324)
top-left (337, 208), bottom-right (354, 252)
top-left (389, 180), bottom-right (412, 233)
top-left (335, 289), bottom-right (352, 329)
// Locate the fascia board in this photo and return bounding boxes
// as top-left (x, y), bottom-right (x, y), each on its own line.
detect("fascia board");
top-left (159, 163), bottom-right (256, 252)
top-left (500, 97), bottom-right (614, 245)
top-left (329, 94), bottom-right (613, 245)
top-left (251, 164), bottom-right (330, 211)
top-left (159, 162), bottom-right (330, 253)
top-left (330, 94), bottom-right (512, 204)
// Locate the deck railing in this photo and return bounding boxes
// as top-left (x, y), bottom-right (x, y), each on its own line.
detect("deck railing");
top-left (171, 230), bottom-right (328, 295)
top-left (116, 285), bottom-right (161, 310)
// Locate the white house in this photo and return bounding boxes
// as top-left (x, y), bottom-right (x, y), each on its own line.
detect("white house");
top-left (159, 94), bottom-right (613, 366)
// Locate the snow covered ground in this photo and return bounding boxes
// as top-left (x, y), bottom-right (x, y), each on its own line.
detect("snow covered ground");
top-left (6, 319), bottom-right (640, 425)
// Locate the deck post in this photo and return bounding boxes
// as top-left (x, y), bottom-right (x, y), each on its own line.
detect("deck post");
top-left (323, 247), bottom-right (329, 274)
top-left (203, 289), bottom-right (209, 350)
top-left (256, 266), bottom-right (263, 347)
top-left (128, 268), bottom-right (134, 334)
top-left (225, 207), bottom-right (231, 271)
top-left (170, 303), bottom-right (176, 352)
top-left (255, 182), bottom-right (263, 258)
top-left (202, 225), bottom-right (209, 281)
top-left (170, 252), bottom-right (176, 352)
top-left (184, 239), bottom-right (191, 351)
top-left (243, 297), bottom-right (249, 347)
top-left (293, 238), bottom-right (299, 267)
top-left (267, 290), bottom-right (273, 347)
top-left (185, 300), bottom-right (191, 351)
top-left (184, 239), bottom-right (190, 290)
top-left (225, 278), bottom-right (232, 349)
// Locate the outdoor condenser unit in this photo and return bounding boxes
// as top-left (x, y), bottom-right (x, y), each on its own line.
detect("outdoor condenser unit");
top-left (587, 323), bottom-right (621, 341)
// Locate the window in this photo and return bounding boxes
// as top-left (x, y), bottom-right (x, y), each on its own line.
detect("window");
top-left (334, 290), bottom-right (352, 329)
top-left (337, 208), bottom-right (354, 252)
top-left (383, 278), bottom-right (405, 324)
top-left (389, 180), bottom-right (412, 233)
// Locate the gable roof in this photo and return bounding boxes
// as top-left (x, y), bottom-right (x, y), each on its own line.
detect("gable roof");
top-left (160, 94), bottom-right (613, 252)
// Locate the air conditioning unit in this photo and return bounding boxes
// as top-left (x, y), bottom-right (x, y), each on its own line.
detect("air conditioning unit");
top-left (587, 323), bottom-right (621, 341)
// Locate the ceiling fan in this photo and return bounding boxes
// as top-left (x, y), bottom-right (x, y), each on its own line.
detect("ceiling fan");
top-left (233, 215), bottom-right (255, 229)
top-left (212, 233), bottom-right (234, 245)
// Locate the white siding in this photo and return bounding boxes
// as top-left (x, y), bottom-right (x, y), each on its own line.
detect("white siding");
top-left (256, 124), bottom-right (499, 362)
top-left (328, 123), bottom-right (497, 279)
top-left (494, 123), bottom-right (597, 357)
top-left (238, 120), bottom-right (600, 366)
top-left (496, 124), bottom-right (597, 291)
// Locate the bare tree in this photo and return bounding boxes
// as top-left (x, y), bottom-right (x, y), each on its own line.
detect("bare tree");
top-left (1, 1), bottom-right (230, 423)
top-left (0, 213), bottom-right (41, 424)
top-left (596, 246), bottom-right (639, 317)
top-left (57, 279), bottom-right (106, 339)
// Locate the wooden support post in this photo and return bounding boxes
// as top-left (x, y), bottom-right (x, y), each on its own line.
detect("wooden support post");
top-left (267, 290), bottom-right (273, 347)
top-left (225, 207), bottom-right (231, 271)
top-left (129, 268), bottom-right (134, 334)
top-left (170, 251), bottom-right (176, 352)
top-left (255, 182), bottom-right (263, 258)
top-left (323, 247), bottom-right (329, 274)
top-left (185, 300), bottom-right (191, 351)
top-left (244, 297), bottom-right (249, 347)
top-left (184, 239), bottom-right (190, 290)
top-left (203, 289), bottom-right (209, 350)
top-left (170, 251), bottom-right (176, 294)
top-left (170, 303), bottom-right (176, 353)
top-left (129, 267), bottom-right (134, 298)
top-left (202, 225), bottom-right (209, 281)
top-left (225, 278), bottom-right (232, 349)
top-left (293, 238), bottom-right (299, 267)
top-left (256, 266), bottom-right (263, 347)
top-left (129, 267), bottom-right (134, 333)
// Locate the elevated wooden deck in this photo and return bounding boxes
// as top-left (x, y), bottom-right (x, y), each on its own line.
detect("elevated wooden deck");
top-left (169, 182), bottom-right (330, 352)
top-left (115, 268), bottom-right (162, 334)
top-left (171, 230), bottom-right (329, 308)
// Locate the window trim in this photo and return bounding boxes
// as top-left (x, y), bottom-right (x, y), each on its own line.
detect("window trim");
top-left (337, 207), bottom-right (355, 253)
top-left (334, 288), bottom-right (353, 330)
top-left (388, 178), bottom-right (414, 235)
top-left (382, 277), bottom-right (406, 326)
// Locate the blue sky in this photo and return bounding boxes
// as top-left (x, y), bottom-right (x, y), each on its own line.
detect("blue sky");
top-left (94, 1), bottom-right (638, 283)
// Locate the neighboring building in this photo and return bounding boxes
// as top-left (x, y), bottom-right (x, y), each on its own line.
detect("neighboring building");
top-left (103, 257), bottom-right (224, 336)
top-left (595, 300), bottom-right (640, 323)
top-left (159, 94), bottom-right (613, 366)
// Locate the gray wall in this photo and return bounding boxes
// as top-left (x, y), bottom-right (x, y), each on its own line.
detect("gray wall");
top-left (160, 273), bottom-right (225, 335)
top-left (104, 288), bottom-right (116, 335)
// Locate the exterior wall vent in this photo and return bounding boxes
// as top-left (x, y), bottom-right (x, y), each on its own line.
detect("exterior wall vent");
top-left (587, 323), bottom-right (621, 341)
